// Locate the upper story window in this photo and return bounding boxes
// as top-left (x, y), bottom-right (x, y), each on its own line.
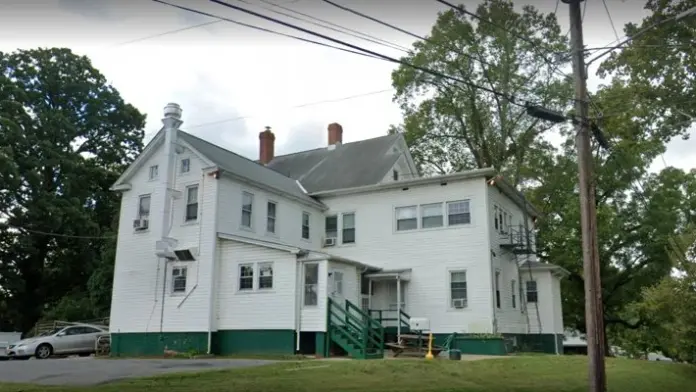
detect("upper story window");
top-left (304, 263), bottom-right (319, 306)
top-left (325, 216), bottom-right (338, 239)
top-left (494, 204), bottom-right (512, 234)
top-left (421, 203), bottom-right (443, 229)
top-left (258, 262), bottom-right (274, 290)
top-left (450, 270), bottom-right (468, 309)
top-left (511, 280), bottom-right (517, 309)
top-left (148, 165), bottom-right (159, 180)
top-left (241, 192), bottom-right (253, 228)
top-left (342, 213), bottom-right (355, 244)
top-left (180, 158), bottom-right (190, 174)
top-left (495, 270), bottom-right (501, 309)
top-left (395, 206), bottom-right (418, 231)
top-left (138, 195), bottom-right (151, 219)
top-left (185, 185), bottom-right (198, 221)
top-left (393, 170), bottom-right (399, 181)
top-left (447, 200), bottom-right (471, 226)
top-left (301, 212), bottom-right (310, 240)
top-left (526, 281), bottom-right (538, 303)
top-left (266, 201), bottom-right (277, 234)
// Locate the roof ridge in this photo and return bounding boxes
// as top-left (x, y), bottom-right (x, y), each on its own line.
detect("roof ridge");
top-left (178, 130), bottom-right (302, 184)
top-left (272, 133), bottom-right (399, 160)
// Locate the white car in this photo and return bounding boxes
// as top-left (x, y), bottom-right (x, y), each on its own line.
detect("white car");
top-left (7, 324), bottom-right (108, 360)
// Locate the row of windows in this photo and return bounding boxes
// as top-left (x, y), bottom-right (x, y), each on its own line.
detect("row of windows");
top-left (325, 213), bottom-right (356, 244)
top-left (450, 270), bottom-right (538, 309)
top-left (147, 158), bottom-right (192, 182)
top-left (241, 191), bottom-right (313, 240)
top-left (493, 204), bottom-right (513, 234)
top-left (396, 200), bottom-right (471, 232)
top-left (136, 184), bottom-right (199, 228)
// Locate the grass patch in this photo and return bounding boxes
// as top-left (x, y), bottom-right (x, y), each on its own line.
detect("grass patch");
top-left (1, 356), bottom-right (695, 392)
top-left (101, 353), bottom-right (307, 361)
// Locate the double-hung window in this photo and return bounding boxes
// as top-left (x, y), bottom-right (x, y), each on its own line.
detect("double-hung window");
top-left (421, 203), bottom-right (443, 228)
top-left (395, 206), bottom-right (417, 231)
top-left (180, 158), bottom-right (190, 174)
top-left (239, 264), bottom-right (254, 291)
top-left (266, 202), bottom-right (276, 234)
top-left (325, 216), bottom-right (338, 240)
top-left (304, 263), bottom-right (319, 306)
top-left (450, 270), bottom-right (468, 308)
top-left (138, 195), bottom-right (151, 220)
top-left (149, 165), bottom-right (158, 180)
top-left (342, 213), bottom-right (355, 244)
top-left (185, 185), bottom-right (198, 221)
top-left (258, 263), bottom-right (273, 290)
top-left (302, 212), bottom-right (310, 240)
top-left (241, 192), bottom-right (253, 228)
top-left (526, 281), bottom-right (538, 303)
top-left (511, 280), bottom-right (517, 308)
top-left (447, 200), bottom-right (471, 226)
top-left (172, 267), bottom-right (187, 293)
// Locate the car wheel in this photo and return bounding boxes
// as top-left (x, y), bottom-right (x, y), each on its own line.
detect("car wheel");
top-left (35, 344), bottom-right (53, 359)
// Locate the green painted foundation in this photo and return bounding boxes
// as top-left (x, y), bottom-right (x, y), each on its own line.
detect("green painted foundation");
top-left (111, 330), bottom-right (296, 357)
top-left (315, 332), bottom-right (328, 357)
top-left (214, 330), bottom-right (295, 355)
top-left (110, 332), bottom-right (208, 357)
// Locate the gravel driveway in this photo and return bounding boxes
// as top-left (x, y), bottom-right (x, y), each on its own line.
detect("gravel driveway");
top-left (0, 357), bottom-right (276, 386)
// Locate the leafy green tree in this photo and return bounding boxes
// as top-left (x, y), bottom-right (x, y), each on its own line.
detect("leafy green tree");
top-left (0, 48), bottom-right (145, 332)
top-left (390, 0), bottom-right (572, 185)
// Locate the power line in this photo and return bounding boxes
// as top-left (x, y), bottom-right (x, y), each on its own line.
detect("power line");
top-left (601, 0), bottom-right (621, 42)
top-left (254, 0), bottom-right (410, 52)
top-left (3, 224), bottom-right (116, 239)
top-left (108, 20), bottom-right (223, 48)
top-left (151, 0), bottom-right (380, 60)
top-left (184, 88), bottom-right (394, 130)
top-left (206, 0), bottom-right (530, 107)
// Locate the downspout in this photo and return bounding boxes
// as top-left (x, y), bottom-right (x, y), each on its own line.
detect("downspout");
top-left (295, 259), bottom-right (303, 353)
top-left (207, 169), bottom-right (220, 355)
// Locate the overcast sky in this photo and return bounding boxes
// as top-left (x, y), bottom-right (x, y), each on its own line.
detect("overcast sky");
top-left (0, 0), bottom-right (693, 172)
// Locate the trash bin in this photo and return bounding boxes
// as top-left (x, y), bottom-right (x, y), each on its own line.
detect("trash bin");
top-left (449, 349), bottom-right (462, 360)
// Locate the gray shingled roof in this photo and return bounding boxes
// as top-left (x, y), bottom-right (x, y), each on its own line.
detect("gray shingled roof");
top-left (178, 131), bottom-right (322, 207)
top-left (265, 134), bottom-right (402, 193)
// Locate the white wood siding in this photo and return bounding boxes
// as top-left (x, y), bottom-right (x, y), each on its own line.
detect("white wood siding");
top-left (320, 177), bottom-right (494, 334)
top-left (110, 142), bottom-right (217, 333)
top-left (216, 178), bottom-right (323, 249)
top-left (380, 154), bottom-right (412, 183)
top-left (550, 274), bottom-right (565, 334)
top-left (525, 270), bottom-right (556, 334)
top-left (300, 260), bottom-right (328, 332)
top-left (215, 240), bottom-right (297, 330)
top-left (328, 261), bottom-right (360, 307)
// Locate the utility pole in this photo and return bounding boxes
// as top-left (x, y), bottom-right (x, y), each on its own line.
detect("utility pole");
top-left (563, 1), bottom-right (607, 391)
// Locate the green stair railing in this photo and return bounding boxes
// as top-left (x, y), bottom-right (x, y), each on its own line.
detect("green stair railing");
top-left (327, 298), bottom-right (384, 359)
top-left (368, 309), bottom-right (411, 332)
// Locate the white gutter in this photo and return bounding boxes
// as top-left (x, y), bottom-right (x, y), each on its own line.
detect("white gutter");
top-left (309, 167), bottom-right (497, 197)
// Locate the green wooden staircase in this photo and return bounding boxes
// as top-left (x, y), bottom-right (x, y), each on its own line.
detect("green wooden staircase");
top-left (327, 298), bottom-right (385, 359)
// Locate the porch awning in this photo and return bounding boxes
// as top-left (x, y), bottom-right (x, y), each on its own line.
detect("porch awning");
top-left (365, 268), bottom-right (412, 281)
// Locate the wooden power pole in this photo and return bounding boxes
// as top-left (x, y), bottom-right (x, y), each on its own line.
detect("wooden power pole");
top-left (563, 0), bottom-right (607, 391)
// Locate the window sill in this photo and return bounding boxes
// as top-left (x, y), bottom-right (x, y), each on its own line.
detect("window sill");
top-left (133, 229), bottom-right (150, 234)
top-left (170, 292), bottom-right (186, 297)
top-left (446, 307), bottom-right (471, 312)
top-left (182, 220), bottom-right (199, 227)
top-left (239, 226), bottom-right (254, 233)
top-left (300, 237), bottom-right (311, 243)
top-left (236, 289), bottom-right (276, 294)
top-left (394, 223), bottom-right (474, 235)
top-left (265, 231), bottom-right (279, 238)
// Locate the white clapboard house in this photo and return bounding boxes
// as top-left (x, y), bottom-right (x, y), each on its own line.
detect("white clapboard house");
top-left (108, 103), bottom-right (567, 358)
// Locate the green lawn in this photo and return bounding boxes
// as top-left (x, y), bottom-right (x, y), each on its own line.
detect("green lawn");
top-left (1, 356), bottom-right (695, 392)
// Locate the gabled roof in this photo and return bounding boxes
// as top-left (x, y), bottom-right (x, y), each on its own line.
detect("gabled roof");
top-left (177, 131), bottom-right (324, 208)
top-left (265, 134), bottom-right (402, 193)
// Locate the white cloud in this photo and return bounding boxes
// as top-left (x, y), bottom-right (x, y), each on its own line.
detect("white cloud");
top-left (0, 0), bottom-right (691, 169)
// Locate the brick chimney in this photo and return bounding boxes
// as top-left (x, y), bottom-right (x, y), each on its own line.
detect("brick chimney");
top-left (259, 126), bottom-right (275, 165)
top-left (328, 122), bottom-right (343, 146)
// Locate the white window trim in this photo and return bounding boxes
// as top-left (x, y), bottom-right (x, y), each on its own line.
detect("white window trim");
top-left (137, 194), bottom-right (151, 220)
top-left (171, 266), bottom-right (187, 295)
top-left (179, 157), bottom-right (191, 175)
top-left (148, 165), bottom-right (159, 181)
top-left (395, 205), bottom-right (418, 232)
top-left (184, 184), bottom-right (199, 222)
top-left (325, 215), bottom-right (338, 241)
top-left (421, 203), bottom-right (444, 229)
top-left (258, 262), bottom-right (274, 291)
top-left (266, 201), bottom-right (277, 235)
top-left (241, 191), bottom-right (254, 230)
top-left (238, 263), bottom-right (254, 292)
top-left (301, 211), bottom-right (311, 241)
top-left (448, 268), bottom-right (468, 310)
top-left (526, 280), bottom-right (538, 303)
top-left (446, 199), bottom-right (472, 227)
top-left (341, 212), bottom-right (356, 245)
top-left (303, 262), bottom-right (319, 307)
top-left (495, 269), bottom-right (501, 309)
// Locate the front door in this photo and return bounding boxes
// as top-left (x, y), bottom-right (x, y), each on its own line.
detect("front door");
top-left (329, 269), bottom-right (345, 306)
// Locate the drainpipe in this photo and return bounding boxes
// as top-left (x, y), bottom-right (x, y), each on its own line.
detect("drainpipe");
top-left (396, 275), bottom-right (401, 341)
top-left (207, 168), bottom-right (220, 355)
top-left (295, 259), bottom-right (303, 353)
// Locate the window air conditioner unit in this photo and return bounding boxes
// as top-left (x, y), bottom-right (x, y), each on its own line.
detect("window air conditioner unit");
top-left (452, 299), bottom-right (466, 309)
top-left (133, 218), bottom-right (149, 230)
top-left (324, 237), bottom-right (337, 247)
top-left (174, 247), bottom-right (198, 262)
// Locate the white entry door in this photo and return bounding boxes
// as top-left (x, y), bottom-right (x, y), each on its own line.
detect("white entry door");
top-left (329, 269), bottom-right (345, 305)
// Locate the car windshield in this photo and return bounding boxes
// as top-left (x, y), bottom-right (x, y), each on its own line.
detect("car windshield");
top-left (38, 328), bottom-right (63, 337)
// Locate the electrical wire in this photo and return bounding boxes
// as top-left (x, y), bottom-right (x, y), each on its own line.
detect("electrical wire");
top-left (108, 20), bottom-right (223, 48)
top-left (601, 0), bottom-right (621, 42)
top-left (206, 0), bottom-right (530, 107)
top-left (252, 0), bottom-right (410, 52)
top-left (151, 0), bottom-right (380, 60)
top-left (3, 224), bottom-right (116, 239)
top-left (183, 88), bottom-right (394, 130)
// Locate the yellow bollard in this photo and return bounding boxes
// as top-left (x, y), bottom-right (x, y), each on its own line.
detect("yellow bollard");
top-left (425, 332), bottom-right (434, 360)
